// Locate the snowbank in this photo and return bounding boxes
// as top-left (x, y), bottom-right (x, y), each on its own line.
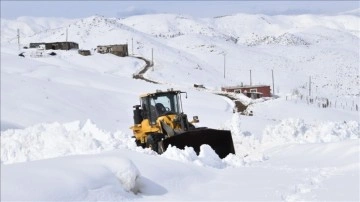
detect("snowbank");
top-left (1, 119), bottom-right (243, 168)
top-left (224, 114), bottom-right (360, 163)
top-left (0, 120), bottom-right (144, 164)
top-left (2, 118), bottom-right (359, 168)
top-left (1, 154), bottom-right (140, 201)
top-left (225, 113), bottom-right (360, 147)
top-left (1, 119), bottom-right (246, 169)
top-left (223, 113), bottom-right (264, 161)
top-left (161, 145), bottom-right (227, 168)
top-left (262, 119), bottom-right (360, 145)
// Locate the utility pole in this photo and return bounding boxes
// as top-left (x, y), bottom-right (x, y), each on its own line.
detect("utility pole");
top-left (66, 28), bottom-right (68, 42)
top-left (131, 38), bottom-right (134, 55)
top-left (223, 53), bottom-right (226, 79)
top-left (250, 69), bottom-right (252, 86)
top-left (272, 69), bottom-right (275, 95)
top-left (152, 48), bottom-right (154, 71)
top-left (17, 29), bottom-right (20, 50)
top-left (309, 76), bottom-right (311, 97)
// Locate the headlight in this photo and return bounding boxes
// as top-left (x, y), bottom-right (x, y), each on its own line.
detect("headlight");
top-left (173, 115), bottom-right (181, 123)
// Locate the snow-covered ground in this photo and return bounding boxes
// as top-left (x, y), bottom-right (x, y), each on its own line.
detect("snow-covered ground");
top-left (1, 12), bottom-right (359, 201)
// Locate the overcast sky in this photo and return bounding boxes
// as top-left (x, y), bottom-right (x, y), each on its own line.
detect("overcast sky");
top-left (1, 1), bottom-right (359, 19)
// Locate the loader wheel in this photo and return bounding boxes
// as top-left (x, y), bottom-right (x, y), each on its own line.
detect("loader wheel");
top-left (189, 123), bottom-right (196, 130)
top-left (146, 133), bottom-right (165, 154)
top-left (135, 139), bottom-right (145, 148)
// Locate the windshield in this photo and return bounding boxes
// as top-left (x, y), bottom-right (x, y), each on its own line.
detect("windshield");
top-left (142, 92), bottom-right (183, 125)
top-left (150, 93), bottom-right (181, 115)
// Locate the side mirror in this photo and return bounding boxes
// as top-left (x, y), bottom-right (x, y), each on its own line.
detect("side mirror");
top-left (192, 116), bottom-right (199, 123)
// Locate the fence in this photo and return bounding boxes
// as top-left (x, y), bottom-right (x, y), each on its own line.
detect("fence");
top-left (286, 94), bottom-right (359, 112)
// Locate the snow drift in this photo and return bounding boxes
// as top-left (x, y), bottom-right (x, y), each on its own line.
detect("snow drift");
top-left (1, 120), bottom-right (138, 164)
top-left (2, 117), bottom-right (359, 167)
top-left (1, 154), bottom-right (140, 201)
top-left (262, 119), bottom-right (360, 145)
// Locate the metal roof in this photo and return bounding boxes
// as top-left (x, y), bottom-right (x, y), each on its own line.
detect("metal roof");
top-left (139, 89), bottom-right (183, 98)
top-left (222, 85), bottom-right (270, 90)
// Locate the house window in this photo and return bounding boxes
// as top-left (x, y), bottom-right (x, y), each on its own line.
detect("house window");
top-left (234, 89), bottom-right (241, 93)
top-left (250, 89), bottom-right (257, 93)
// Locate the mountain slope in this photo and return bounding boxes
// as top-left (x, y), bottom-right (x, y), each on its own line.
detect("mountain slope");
top-left (2, 13), bottom-right (359, 97)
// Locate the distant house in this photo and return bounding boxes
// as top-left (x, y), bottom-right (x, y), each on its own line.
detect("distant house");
top-left (221, 85), bottom-right (271, 99)
top-left (29, 43), bottom-right (45, 49)
top-left (78, 49), bottom-right (91, 56)
top-left (97, 44), bottom-right (128, 57)
top-left (29, 42), bottom-right (79, 50)
top-left (97, 45), bottom-right (109, 53)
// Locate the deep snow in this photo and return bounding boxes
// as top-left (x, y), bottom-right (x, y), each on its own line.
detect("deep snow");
top-left (1, 12), bottom-right (359, 201)
top-left (2, 120), bottom-right (359, 201)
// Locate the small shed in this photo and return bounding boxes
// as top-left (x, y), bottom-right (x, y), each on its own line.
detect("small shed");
top-left (221, 85), bottom-right (271, 99)
top-left (78, 49), bottom-right (91, 56)
top-left (97, 44), bottom-right (128, 57)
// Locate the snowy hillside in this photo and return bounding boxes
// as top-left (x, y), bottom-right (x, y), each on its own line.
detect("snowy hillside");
top-left (2, 13), bottom-right (359, 96)
top-left (1, 12), bottom-right (359, 201)
top-left (1, 16), bottom-right (75, 43)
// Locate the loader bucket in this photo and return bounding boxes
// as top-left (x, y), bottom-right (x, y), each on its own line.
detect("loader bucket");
top-left (161, 128), bottom-right (235, 159)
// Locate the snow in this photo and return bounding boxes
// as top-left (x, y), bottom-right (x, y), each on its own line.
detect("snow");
top-left (2, 154), bottom-right (140, 201)
top-left (1, 118), bottom-right (358, 201)
top-left (1, 12), bottom-right (359, 201)
top-left (1, 120), bottom-right (132, 164)
top-left (262, 119), bottom-right (359, 144)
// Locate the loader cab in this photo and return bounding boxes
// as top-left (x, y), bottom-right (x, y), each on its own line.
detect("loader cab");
top-left (141, 90), bottom-right (184, 125)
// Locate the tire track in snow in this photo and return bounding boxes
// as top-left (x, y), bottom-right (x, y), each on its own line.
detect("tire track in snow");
top-left (281, 167), bottom-right (337, 202)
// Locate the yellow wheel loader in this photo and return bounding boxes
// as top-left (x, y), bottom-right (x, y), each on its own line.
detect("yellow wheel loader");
top-left (130, 89), bottom-right (235, 159)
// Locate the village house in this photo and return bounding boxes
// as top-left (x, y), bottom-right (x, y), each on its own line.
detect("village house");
top-left (29, 42), bottom-right (79, 50)
top-left (97, 44), bottom-right (128, 57)
top-left (221, 85), bottom-right (271, 99)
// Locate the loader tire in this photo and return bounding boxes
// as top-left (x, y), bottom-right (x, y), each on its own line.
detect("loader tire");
top-left (135, 139), bottom-right (145, 148)
top-left (146, 133), bottom-right (165, 153)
